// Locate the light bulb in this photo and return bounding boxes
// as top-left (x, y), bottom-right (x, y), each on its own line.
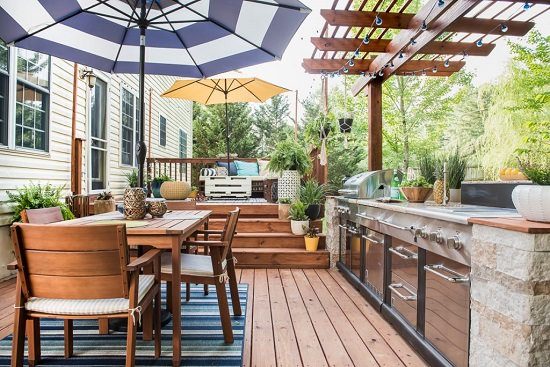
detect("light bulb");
top-left (390, 61), bottom-right (395, 68)
top-left (360, 71), bottom-right (365, 77)
top-left (432, 66), bottom-right (438, 73)
top-left (349, 59), bottom-right (355, 67)
top-left (476, 39), bottom-right (483, 47)
top-left (378, 70), bottom-right (384, 76)
top-left (444, 59), bottom-right (450, 68)
top-left (399, 51), bottom-right (404, 59)
top-left (500, 24), bottom-right (508, 33)
top-left (410, 38), bottom-right (417, 45)
top-left (363, 35), bottom-right (370, 45)
top-left (421, 70), bottom-right (427, 76)
top-left (523, 2), bottom-right (531, 10)
top-left (375, 16), bottom-right (383, 26)
top-left (421, 21), bottom-right (428, 31)
top-left (438, 0), bottom-right (445, 7)
top-left (354, 50), bottom-right (360, 57)
top-left (343, 67), bottom-right (349, 73)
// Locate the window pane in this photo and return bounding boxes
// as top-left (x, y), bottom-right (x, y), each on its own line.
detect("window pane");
top-left (91, 79), bottom-right (107, 140)
top-left (91, 148), bottom-right (106, 190)
top-left (0, 73), bottom-right (7, 145)
top-left (179, 130), bottom-right (187, 158)
top-left (16, 82), bottom-right (49, 151)
top-left (159, 116), bottom-right (166, 147)
top-left (121, 87), bottom-right (137, 166)
top-left (17, 48), bottom-right (49, 88)
top-left (0, 41), bottom-right (7, 72)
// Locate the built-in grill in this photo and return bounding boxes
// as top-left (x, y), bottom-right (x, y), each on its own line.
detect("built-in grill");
top-left (338, 169), bottom-right (402, 199)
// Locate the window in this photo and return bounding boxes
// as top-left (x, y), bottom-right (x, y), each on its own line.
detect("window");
top-left (179, 129), bottom-right (187, 158)
top-left (90, 78), bottom-right (108, 191)
top-left (15, 48), bottom-right (50, 151)
top-left (0, 42), bottom-right (8, 146)
top-left (159, 115), bottom-right (166, 147)
top-left (121, 87), bottom-right (140, 166)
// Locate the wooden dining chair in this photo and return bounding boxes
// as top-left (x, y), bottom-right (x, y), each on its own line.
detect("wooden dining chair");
top-left (8, 224), bottom-right (162, 367)
top-left (162, 208), bottom-right (241, 343)
top-left (21, 207), bottom-right (63, 224)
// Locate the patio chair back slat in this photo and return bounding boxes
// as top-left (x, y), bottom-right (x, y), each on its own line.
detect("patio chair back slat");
top-left (11, 224), bottom-right (129, 300)
top-left (22, 207), bottom-right (63, 224)
top-left (220, 208), bottom-right (240, 261)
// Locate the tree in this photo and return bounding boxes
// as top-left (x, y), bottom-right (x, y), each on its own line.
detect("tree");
top-left (252, 95), bottom-right (294, 156)
top-left (193, 102), bottom-right (258, 159)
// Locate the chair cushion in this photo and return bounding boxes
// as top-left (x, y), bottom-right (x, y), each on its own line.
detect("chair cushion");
top-left (234, 160), bottom-right (259, 176)
top-left (161, 253), bottom-right (227, 277)
top-left (216, 161), bottom-right (238, 176)
top-left (25, 275), bottom-right (155, 315)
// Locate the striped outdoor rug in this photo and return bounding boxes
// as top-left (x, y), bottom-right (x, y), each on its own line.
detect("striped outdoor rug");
top-left (0, 284), bottom-right (247, 366)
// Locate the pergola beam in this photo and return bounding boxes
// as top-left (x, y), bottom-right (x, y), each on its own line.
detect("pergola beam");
top-left (311, 37), bottom-right (496, 56)
top-left (322, 10), bottom-right (534, 36)
top-left (303, 59), bottom-right (464, 74)
top-left (352, 0), bottom-right (482, 95)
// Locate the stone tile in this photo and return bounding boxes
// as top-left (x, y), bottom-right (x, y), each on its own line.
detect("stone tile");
top-left (472, 225), bottom-right (538, 252)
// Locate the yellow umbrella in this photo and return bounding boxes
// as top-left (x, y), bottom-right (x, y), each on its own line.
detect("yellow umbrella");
top-left (162, 77), bottom-right (289, 166)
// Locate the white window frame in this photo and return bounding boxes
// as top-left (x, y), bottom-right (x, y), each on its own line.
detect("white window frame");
top-left (87, 73), bottom-right (110, 194)
top-left (0, 43), bottom-right (52, 154)
top-left (119, 84), bottom-right (140, 167)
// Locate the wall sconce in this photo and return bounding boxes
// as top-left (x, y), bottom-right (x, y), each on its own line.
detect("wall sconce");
top-left (79, 68), bottom-right (97, 89)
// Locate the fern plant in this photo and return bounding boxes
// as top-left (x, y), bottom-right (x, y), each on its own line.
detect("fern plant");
top-left (267, 139), bottom-right (312, 174)
top-left (7, 183), bottom-right (74, 222)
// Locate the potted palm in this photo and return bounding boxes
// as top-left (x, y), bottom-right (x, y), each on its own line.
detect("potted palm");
top-left (304, 226), bottom-right (320, 252)
top-left (399, 176), bottom-right (433, 203)
top-left (150, 174), bottom-right (172, 198)
top-left (512, 156), bottom-right (550, 222)
top-left (288, 200), bottom-right (309, 235)
top-left (278, 198), bottom-right (292, 220)
top-left (268, 139), bottom-right (312, 201)
top-left (299, 179), bottom-right (328, 220)
top-left (94, 191), bottom-right (116, 214)
top-left (446, 149), bottom-right (467, 203)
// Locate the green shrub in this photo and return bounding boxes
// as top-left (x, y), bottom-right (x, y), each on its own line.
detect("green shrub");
top-left (267, 139), bottom-right (312, 174)
top-left (299, 179), bottom-right (328, 205)
top-left (7, 183), bottom-right (74, 222)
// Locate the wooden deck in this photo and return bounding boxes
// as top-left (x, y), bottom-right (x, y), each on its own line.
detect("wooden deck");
top-left (0, 269), bottom-right (426, 366)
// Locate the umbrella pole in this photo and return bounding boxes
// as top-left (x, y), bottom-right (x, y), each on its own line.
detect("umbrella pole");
top-left (225, 92), bottom-right (230, 173)
top-left (137, 2), bottom-right (147, 188)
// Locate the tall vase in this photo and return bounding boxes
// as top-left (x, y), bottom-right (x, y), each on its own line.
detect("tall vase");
top-left (123, 188), bottom-right (147, 220)
top-left (278, 170), bottom-right (300, 201)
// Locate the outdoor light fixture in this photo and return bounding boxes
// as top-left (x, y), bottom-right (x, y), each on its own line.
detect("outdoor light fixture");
top-left (79, 68), bottom-right (96, 89)
top-left (500, 23), bottom-right (508, 32)
top-left (375, 15), bottom-right (383, 26)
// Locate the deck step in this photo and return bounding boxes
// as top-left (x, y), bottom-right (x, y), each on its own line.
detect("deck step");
top-left (208, 218), bottom-right (323, 233)
top-left (233, 248), bottom-right (330, 269)
top-left (232, 232), bottom-right (325, 249)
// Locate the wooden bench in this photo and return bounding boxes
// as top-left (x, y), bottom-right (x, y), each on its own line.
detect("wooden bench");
top-left (204, 176), bottom-right (252, 198)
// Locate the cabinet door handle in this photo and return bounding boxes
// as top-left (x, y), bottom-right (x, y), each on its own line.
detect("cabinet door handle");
top-left (338, 224), bottom-right (348, 230)
top-left (389, 283), bottom-right (417, 301)
top-left (357, 213), bottom-right (378, 221)
top-left (424, 264), bottom-right (470, 283)
top-left (379, 219), bottom-right (414, 233)
top-left (389, 246), bottom-right (418, 260)
top-left (362, 235), bottom-right (383, 245)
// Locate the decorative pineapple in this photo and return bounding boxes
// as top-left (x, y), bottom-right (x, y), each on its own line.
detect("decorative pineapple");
top-left (433, 164), bottom-right (448, 205)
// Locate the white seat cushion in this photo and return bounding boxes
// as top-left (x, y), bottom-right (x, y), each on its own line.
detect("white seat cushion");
top-left (25, 275), bottom-right (155, 315)
top-left (161, 253), bottom-right (226, 277)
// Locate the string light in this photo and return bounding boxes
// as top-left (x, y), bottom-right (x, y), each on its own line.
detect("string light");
top-left (500, 23), bottom-right (508, 32)
top-left (432, 66), bottom-right (438, 73)
top-left (523, 2), bottom-right (531, 10)
top-left (348, 59), bottom-right (355, 67)
top-left (354, 50), bottom-right (360, 57)
top-left (398, 51), bottom-right (404, 59)
top-left (444, 59), bottom-right (450, 68)
top-left (410, 38), bottom-right (417, 46)
top-left (476, 39), bottom-right (483, 47)
top-left (378, 69), bottom-right (384, 76)
top-left (363, 35), bottom-right (370, 45)
top-left (421, 69), bottom-right (427, 76)
top-left (438, 0), bottom-right (445, 7)
top-left (360, 71), bottom-right (365, 76)
top-left (421, 20), bottom-right (428, 31)
top-left (375, 15), bottom-right (383, 26)
top-left (390, 60), bottom-right (395, 68)
top-left (343, 67), bottom-right (349, 73)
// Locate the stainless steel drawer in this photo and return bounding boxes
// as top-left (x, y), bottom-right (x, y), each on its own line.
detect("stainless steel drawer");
top-left (389, 273), bottom-right (417, 328)
top-left (363, 229), bottom-right (384, 298)
top-left (390, 238), bottom-right (418, 288)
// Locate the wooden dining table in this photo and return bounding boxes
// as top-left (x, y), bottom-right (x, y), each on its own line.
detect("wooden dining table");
top-left (50, 209), bottom-right (212, 367)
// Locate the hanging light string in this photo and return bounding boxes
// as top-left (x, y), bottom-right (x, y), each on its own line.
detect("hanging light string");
top-left (322, 0), bottom-right (534, 80)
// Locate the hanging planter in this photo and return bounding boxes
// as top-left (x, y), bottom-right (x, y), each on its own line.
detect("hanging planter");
top-left (338, 118), bottom-right (353, 133)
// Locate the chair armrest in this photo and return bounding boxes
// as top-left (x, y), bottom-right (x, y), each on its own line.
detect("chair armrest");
top-left (127, 249), bottom-right (162, 271)
top-left (183, 240), bottom-right (228, 247)
top-left (7, 261), bottom-right (17, 270)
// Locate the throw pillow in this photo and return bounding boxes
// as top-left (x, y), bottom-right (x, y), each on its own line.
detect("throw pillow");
top-left (258, 159), bottom-right (279, 179)
top-left (200, 168), bottom-right (217, 177)
top-left (216, 161), bottom-right (238, 176)
top-left (234, 160), bottom-right (260, 176)
top-left (215, 166), bottom-right (228, 176)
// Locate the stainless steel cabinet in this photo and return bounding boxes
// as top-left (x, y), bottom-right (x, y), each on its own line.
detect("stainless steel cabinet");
top-left (389, 238), bottom-right (419, 328)
top-left (363, 228), bottom-right (384, 299)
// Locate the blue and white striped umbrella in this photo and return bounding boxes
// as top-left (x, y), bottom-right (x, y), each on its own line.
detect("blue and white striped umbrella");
top-left (0, 0), bottom-right (310, 78)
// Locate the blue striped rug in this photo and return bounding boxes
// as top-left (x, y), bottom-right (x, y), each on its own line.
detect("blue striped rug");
top-left (0, 284), bottom-right (248, 366)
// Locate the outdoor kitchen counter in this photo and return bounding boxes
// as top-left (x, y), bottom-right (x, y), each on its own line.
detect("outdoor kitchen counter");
top-left (468, 216), bottom-right (550, 233)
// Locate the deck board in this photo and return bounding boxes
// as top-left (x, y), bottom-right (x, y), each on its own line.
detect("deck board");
top-left (0, 269), bottom-right (426, 366)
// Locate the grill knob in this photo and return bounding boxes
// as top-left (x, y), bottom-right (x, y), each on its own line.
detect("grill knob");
top-left (429, 229), bottom-right (444, 244)
top-left (415, 227), bottom-right (429, 239)
top-left (447, 235), bottom-right (463, 250)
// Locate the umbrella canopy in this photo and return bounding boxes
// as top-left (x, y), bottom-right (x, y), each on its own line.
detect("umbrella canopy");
top-left (162, 77), bottom-right (289, 165)
top-left (0, 0), bottom-right (310, 186)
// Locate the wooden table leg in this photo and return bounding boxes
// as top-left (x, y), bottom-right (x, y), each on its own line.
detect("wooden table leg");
top-left (172, 237), bottom-right (182, 367)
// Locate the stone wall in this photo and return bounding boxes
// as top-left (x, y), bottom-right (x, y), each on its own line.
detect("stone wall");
top-left (325, 197), bottom-right (340, 268)
top-left (469, 225), bottom-right (550, 367)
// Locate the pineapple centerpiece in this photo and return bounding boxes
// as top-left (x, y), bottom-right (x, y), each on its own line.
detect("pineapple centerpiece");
top-left (433, 163), bottom-right (449, 205)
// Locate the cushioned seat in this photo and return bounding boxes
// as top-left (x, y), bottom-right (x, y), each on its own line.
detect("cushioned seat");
top-left (25, 275), bottom-right (155, 315)
top-left (161, 253), bottom-right (226, 277)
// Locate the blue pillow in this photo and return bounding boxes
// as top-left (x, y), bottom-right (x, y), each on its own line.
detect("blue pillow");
top-left (234, 160), bottom-right (259, 176)
top-left (216, 161), bottom-right (238, 176)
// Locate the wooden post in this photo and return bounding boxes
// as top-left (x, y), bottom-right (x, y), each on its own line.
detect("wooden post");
top-left (70, 63), bottom-right (79, 194)
top-left (367, 79), bottom-right (383, 171)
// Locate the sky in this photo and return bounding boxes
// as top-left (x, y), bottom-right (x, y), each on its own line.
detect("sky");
top-left (240, 0), bottom-right (550, 119)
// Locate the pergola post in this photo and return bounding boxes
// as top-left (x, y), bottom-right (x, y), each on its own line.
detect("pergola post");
top-left (367, 79), bottom-right (383, 171)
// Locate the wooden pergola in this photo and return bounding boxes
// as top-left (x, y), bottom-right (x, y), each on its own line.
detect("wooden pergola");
top-left (303, 0), bottom-right (549, 170)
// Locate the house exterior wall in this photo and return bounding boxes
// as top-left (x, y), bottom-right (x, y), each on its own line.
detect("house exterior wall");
top-left (0, 54), bottom-right (192, 280)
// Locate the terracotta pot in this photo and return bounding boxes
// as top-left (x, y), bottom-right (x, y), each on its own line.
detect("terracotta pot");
top-left (94, 199), bottom-right (116, 214)
top-left (512, 185), bottom-right (550, 223)
top-left (304, 236), bottom-right (320, 252)
top-left (290, 220), bottom-right (309, 235)
top-left (160, 181), bottom-right (191, 200)
top-left (278, 203), bottom-right (291, 220)
top-left (400, 187), bottom-right (433, 203)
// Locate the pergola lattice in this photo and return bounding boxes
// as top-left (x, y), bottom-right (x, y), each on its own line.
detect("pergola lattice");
top-left (303, 0), bottom-right (549, 170)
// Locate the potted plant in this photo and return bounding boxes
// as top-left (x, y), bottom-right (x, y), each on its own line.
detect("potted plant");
top-left (288, 200), bottom-right (309, 235)
top-left (399, 176), bottom-right (433, 203)
top-left (123, 169), bottom-right (146, 220)
top-left (7, 183), bottom-right (74, 222)
top-left (512, 156), bottom-right (550, 222)
top-left (268, 139), bottom-right (312, 201)
top-left (299, 179), bottom-right (328, 220)
top-left (446, 149), bottom-right (467, 203)
top-left (125, 169), bottom-right (139, 188)
top-left (304, 226), bottom-right (320, 252)
top-left (338, 117), bottom-right (353, 133)
top-left (278, 198), bottom-right (292, 220)
top-left (94, 191), bottom-right (116, 214)
top-left (150, 174), bottom-right (172, 198)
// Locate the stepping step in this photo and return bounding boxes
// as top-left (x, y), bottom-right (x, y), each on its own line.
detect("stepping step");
top-left (233, 248), bottom-right (330, 269)
top-left (208, 218), bottom-right (323, 233)
top-left (233, 233), bottom-right (326, 249)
